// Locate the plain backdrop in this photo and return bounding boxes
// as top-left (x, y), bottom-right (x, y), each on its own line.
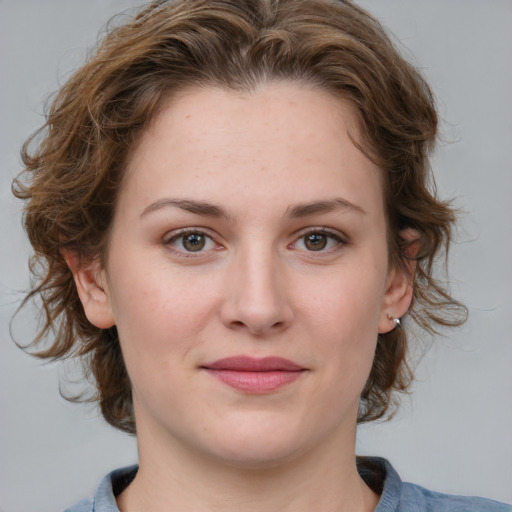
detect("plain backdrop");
top-left (1, 1), bottom-right (511, 511)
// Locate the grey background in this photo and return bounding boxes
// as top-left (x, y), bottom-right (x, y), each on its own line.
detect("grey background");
top-left (1, 1), bottom-right (511, 511)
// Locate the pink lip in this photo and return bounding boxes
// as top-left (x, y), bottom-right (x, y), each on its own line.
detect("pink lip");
top-left (201, 356), bottom-right (306, 393)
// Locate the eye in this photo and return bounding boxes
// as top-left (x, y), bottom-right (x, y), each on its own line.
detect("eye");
top-left (292, 229), bottom-right (345, 252)
top-left (165, 230), bottom-right (217, 254)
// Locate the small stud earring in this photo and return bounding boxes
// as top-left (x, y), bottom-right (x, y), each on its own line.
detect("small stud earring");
top-left (386, 313), bottom-right (401, 328)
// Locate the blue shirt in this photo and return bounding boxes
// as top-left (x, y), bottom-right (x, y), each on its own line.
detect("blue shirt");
top-left (64, 457), bottom-right (511, 512)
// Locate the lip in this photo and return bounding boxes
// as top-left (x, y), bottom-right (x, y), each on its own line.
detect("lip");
top-left (201, 356), bottom-right (306, 393)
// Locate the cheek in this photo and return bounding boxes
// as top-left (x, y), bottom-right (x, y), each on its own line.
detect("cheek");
top-left (107, 260), bottom-right (219, 364)
top-left (299, 264), bottom-right (385, 332)
top-left (297, 264), bottom-right (384, 376)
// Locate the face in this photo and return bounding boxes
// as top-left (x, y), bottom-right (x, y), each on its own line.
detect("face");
top-left (77, 83), bottom-right (411, 468)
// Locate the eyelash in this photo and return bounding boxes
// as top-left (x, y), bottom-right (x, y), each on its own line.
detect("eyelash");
top-left (290, 228), bottom-right (347, 254)
top-left (163, 228), bottom-right (220, 258)
top-left (163, 227), bottom-right (348, 257)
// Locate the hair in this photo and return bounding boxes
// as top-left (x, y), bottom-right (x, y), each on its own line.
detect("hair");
top-left (13, 0), bottom-right (466, 434)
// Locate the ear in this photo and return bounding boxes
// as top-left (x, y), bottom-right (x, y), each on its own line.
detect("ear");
top-left (64, 251), bottom-right (115, 329)
top-left (378, 229), bottom-right (419, 334)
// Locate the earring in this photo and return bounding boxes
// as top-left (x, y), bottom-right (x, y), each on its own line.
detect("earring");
top-left (386, 313), bottom-right (401, 328)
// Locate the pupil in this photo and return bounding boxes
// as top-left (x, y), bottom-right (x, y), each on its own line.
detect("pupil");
top-left (183, 233), bottom-right (205, 252)
top-left (305, 233), bottom-right (327, 251)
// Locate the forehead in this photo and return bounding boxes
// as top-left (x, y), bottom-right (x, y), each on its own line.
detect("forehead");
top-left (120, 82), bottom-right (384, 220)
top-left (139, 83), bottom-right (363, 157)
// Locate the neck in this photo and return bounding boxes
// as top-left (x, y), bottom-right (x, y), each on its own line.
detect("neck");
top-left (117, 419), bottom-right (379, 512)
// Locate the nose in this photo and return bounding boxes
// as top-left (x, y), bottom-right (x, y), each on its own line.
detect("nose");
top-left (220, 246), bottom-right (294, 336)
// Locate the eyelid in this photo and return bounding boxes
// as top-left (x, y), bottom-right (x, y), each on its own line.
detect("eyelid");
top-left (290, 227), bottom-right (349, 252)
top-left (161, 226), bottom-right (348, 257)
top-left (163, 227), bottom-right (215, 243)
top-left (163, 227), bottom-right (223, 257)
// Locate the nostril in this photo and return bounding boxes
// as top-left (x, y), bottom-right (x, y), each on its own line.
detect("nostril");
top-left (228, 319), bottom-right (286, 335)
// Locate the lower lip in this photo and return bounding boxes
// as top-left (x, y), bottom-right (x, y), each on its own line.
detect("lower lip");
top-left (205, 369), bottom-right (304, 393)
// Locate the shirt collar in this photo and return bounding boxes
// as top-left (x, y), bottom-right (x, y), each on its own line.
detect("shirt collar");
top-left (91, 457), bottom-right (400, 511)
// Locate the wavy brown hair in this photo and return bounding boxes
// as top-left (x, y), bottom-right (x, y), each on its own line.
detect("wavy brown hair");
top-left (13, 0), bottom-right (466, 434)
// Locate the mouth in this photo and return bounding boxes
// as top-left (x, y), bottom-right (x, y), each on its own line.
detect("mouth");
top-left (201, 356), bottom-right (307, 393)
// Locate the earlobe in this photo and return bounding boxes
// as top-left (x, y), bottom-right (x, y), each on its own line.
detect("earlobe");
top-left (64, 251), bottom-right (115, 329)
top-left (378, 228), bottom-right (419, 334)
top-left (378, 266), bottom-right (414, 334)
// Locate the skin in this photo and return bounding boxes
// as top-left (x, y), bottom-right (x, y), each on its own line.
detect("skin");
top-left (73, 83), bottom-right (413, 512)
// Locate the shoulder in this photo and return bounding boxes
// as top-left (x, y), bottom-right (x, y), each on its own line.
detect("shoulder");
top-left (400, 482), bottom-right (511, 512)
top-left (63, 465), bottom-right (138, 512)
top-left (358, 457), bottom-right (511, 512)
top-left (63, 497), bottom-right (93, 512)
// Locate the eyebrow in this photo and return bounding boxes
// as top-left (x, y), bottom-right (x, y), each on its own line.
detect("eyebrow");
top-left (140, 197), bottom-right (365, 219)
top-left (285, 198), bottom-right (366, 218)
top-left (141, 198), bottom-right (231, 219)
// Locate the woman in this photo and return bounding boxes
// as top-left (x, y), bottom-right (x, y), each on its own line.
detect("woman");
top-left (11, 1), bottom-right (510, 511)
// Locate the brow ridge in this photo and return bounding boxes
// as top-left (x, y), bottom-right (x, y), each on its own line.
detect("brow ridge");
top-left (141, 198), bottom-right (230, 219)
top-left (286, 198), bottom-right (365, 218)
top-left (141, 197), bottom-right (364, 219)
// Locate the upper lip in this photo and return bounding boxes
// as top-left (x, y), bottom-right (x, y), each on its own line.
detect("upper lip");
top-left (202, 356), bottom-right (304, 372)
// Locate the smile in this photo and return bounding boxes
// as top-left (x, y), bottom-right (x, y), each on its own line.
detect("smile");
top-left (201, 356), bottom-right (307, 393)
